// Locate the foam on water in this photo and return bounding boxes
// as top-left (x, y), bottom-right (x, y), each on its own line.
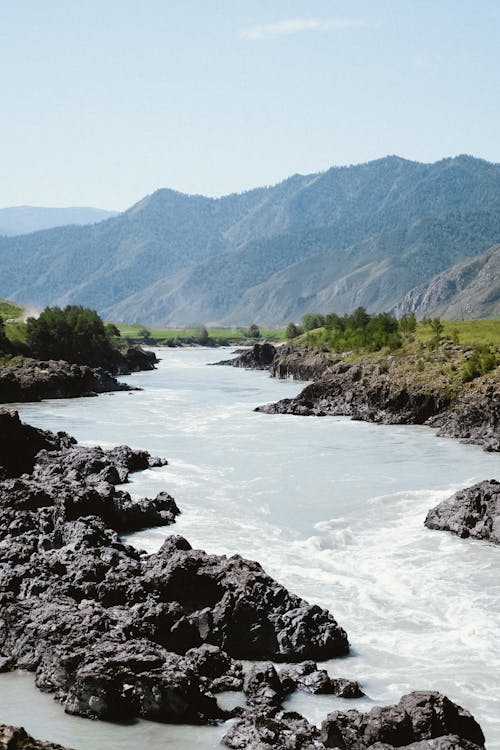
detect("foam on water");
top-left (8, 347), bottom-right (500, 748)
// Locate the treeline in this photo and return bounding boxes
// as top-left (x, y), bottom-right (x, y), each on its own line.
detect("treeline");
top-left (285, 308), bottom-right (417, 353)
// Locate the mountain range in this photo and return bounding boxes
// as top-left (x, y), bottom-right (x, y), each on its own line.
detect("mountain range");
top-left (0, 155), bottom-right (499, 325)
top-left (0, 206), bottom-right (118, 236)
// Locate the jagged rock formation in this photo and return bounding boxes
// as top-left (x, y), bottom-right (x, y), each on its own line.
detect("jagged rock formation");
top-left (395, 244), bottom-right (500, 320)
top-left (0, 358), bottom-right (132, 403)
top-left (320, 691), bottom-right (485, 749)
top-left (215, 343), bottom-right (278, 370)
top-left (0, 346), bottom-right (157, 404)
top-left (222, 692), bottom-right (485, 750)
top-left (0, 412), bottom-right (348, 725)
top-left (425, 480), bottom-right (500, 543)
top-left (0, 723), bottom-right (73, 750)
top-left (257, 350), bottom-right (499, 452)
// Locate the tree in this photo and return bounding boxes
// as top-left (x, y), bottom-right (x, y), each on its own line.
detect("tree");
top-left (105, 323), bottom-right (121, 338)
top-left (26, 306), bottom-right (117, 368)
top-left (399, 313), bottom-right (417, 336)
top-left (0, 316), bottom-right (7, 351)
top-left (198, 325), bottom-right (209, 343)
top-left (248, 323), bottom-right (260, 339)
top-left (429, 317), bottom-right (444, 338)
top-left (301, 313), bottom-right (326, 332)
top-left (137, 327), bottom-right (151, 342)
top-left (285, 322), bottom-right (302, 339)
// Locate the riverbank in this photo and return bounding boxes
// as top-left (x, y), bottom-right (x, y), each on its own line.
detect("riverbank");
top-left (221, 342), bottom-right (499, 452)
top-left (0, 347), bottom-right (157, 404)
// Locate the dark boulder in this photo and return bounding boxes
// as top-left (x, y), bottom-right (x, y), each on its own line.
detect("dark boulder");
top-left (223, 708), bottom-right (324, 749)
top-left (214, 343), bottom-right (278, 370)
top-left (320, 691), bottom-right (485, 749)
top-left (425, 480), bottom-right (500, 544)
top-left (0, 724), bottom-right (73, 749)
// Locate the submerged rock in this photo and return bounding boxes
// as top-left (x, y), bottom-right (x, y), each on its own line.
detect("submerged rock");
top-left (425, 480), bottom-right (500, 543)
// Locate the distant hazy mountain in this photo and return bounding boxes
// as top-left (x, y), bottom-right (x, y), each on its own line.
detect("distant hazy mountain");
top-left (394, 244), bottom-right (500, 320)
top-left (0, 206), bottom-right (118, 236)
top-left (0, 155), bottom-right (499, 324)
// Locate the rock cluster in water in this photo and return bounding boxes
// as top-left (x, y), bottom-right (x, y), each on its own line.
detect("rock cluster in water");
top-left (222, 690), bottom-right (485, 750)
top-left (425, 480), bottom-right (500, 544)
top-left (0, 410), bottom-right (348, 726)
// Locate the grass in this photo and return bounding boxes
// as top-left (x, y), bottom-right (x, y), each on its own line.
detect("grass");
top-left (113, 323), bottom-right (286, 343)
top-left (0, 299), bottom-right (24, 320)
top-left (416, 319), bottom-right (500, 346)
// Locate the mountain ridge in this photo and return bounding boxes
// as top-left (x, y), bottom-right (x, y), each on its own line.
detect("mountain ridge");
top-left (0, 154), bottom-right (499, 324)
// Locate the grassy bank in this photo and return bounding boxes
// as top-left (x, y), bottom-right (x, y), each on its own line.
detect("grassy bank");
top-left (114, 323), bottom-right (287, 345)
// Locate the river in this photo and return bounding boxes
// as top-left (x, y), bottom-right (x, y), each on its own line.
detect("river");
top-left (2, 347), bottom-right (499, 748)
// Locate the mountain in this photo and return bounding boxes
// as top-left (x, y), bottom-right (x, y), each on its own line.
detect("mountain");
top-left (394, 244), bottom-right (500, 320)
top-left (0, 206), bottom-right (118, 236)
top-left (0, 155), bottom-right (499, 324)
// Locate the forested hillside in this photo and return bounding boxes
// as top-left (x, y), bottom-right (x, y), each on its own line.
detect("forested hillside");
top-left (0, 155), bottom-right (499, 324)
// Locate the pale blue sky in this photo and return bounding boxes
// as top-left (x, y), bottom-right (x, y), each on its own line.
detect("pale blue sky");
top-left (1, 0), bottom-right (499, 209)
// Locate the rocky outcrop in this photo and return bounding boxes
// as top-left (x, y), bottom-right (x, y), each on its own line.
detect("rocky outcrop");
top-left (257, 351), bottom-right (499, 452)
top-left (115, 346), bottom-right (158, 374)
top-left (0, 413), bottom-right (349, 725)
top-left (258, 359), bottom-right (450, 424)
top-left (0, 409), bottom-right (74, 478)
top-left (0, 358), bottom-right (134, 403)
top-left (425, 480), bottom-right (500, 543)
top-left (222, 692), bottom-right (484, 750)
top-left (320, 691), bottom-right (485, 749)
top-left (0, 724), bottom-right (73, 750)
top-left (215, 343), bottom-right (278, 370)
top-left (427, 380), bottom-right (499, 452)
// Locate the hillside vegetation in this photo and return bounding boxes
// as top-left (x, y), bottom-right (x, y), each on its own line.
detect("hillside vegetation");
top-left (0, 155), bottom-right (499, 324)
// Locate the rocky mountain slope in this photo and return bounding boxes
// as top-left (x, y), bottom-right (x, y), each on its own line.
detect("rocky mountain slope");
top-left (0, 156), bottom-right (499, 324)
top-left (395, 244), bottom-right (500, 319)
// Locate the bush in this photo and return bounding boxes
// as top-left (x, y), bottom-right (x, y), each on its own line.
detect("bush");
top-left (461, 347), bottom-right (498, 382)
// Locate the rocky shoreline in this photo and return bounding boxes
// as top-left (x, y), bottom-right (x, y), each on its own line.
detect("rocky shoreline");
top-left (0, 409), bottom-right (489, 749)
top-left (220, 342), bottom-right (499, 453)
top-left (0, 347), bottom-right (157, 404)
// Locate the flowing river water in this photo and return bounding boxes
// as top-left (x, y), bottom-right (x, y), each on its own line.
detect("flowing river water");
top-left (2, 348), bottom-right (499, 749)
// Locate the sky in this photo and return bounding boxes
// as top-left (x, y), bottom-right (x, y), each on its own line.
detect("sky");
top-left (1, 0), bottom-right (500, 210)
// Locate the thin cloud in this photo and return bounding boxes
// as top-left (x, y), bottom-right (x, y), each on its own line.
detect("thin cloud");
top-left (240, 18), bottom-right (366, 42)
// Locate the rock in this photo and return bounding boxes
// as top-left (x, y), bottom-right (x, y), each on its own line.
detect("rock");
top-left (257, 351), bottom-right (499, 452)
top-left (425, 480), bottom-right (500, 544)
top-left (0, 358), bottom-right (135, 404)
top-left (244, 663), bottom-right (284, 707)
top-left (427, 380), bottom-right (499, 452)
top-left (320, 691), bottom-right (485, 749)
top-left (0, 415), bottom-right (350, 726)
top-left (117, 346), bottom-right (158, 374)
top-left (214, 343), bottom-right (278, 370)
top-left (0, 723), bottom-right (73, 749)
top-left (0, 408), bottom-right (75, 478)
top-left (222, 708), bottom-right (324, 749)
top-left (280, 662), bottom-right (364, 697)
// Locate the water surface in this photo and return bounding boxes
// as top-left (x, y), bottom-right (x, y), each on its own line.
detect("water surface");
top-left (2, 348), bottom-right (498, 748)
